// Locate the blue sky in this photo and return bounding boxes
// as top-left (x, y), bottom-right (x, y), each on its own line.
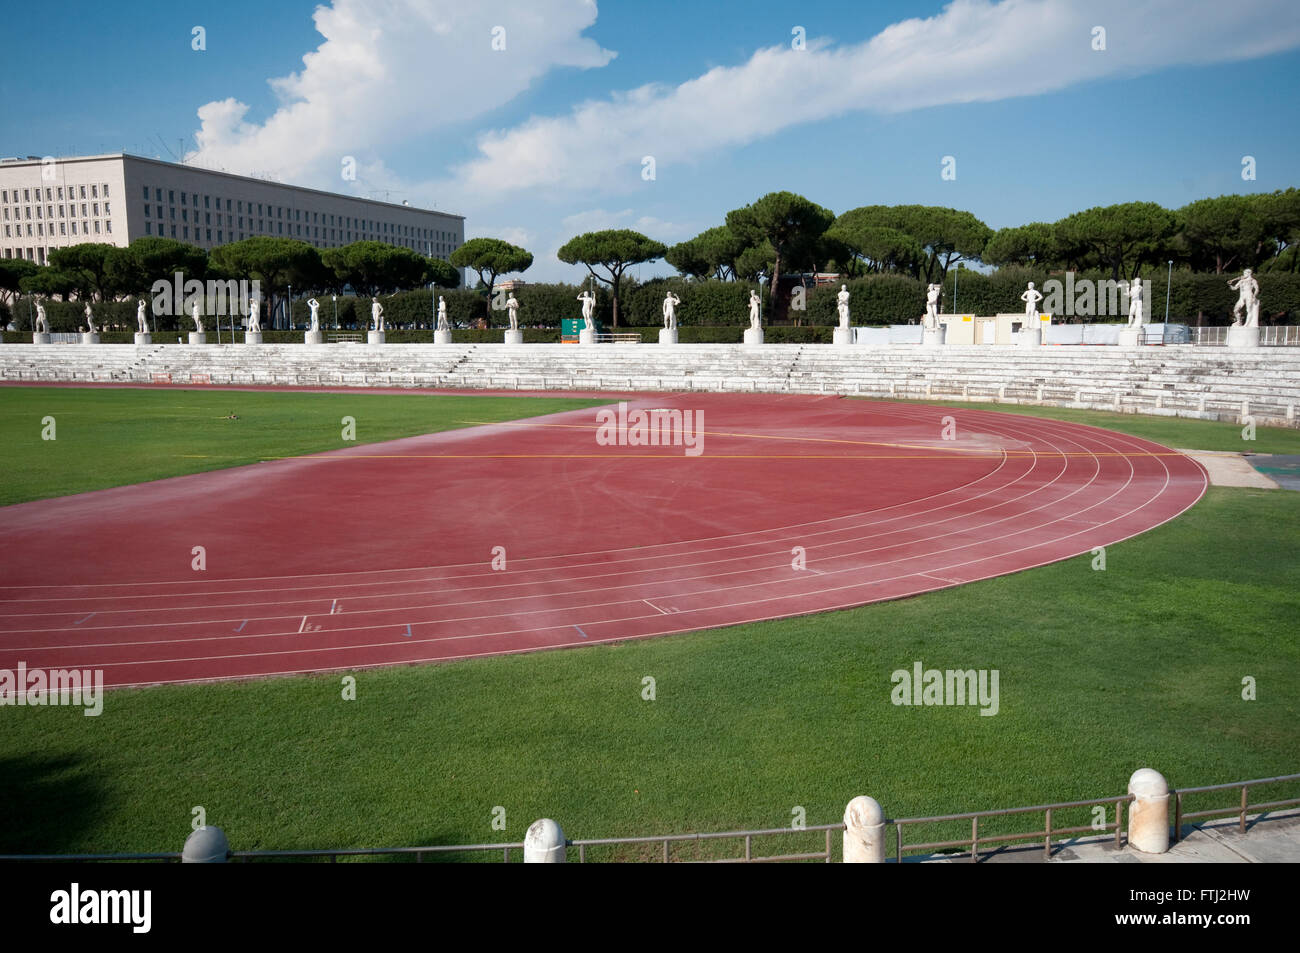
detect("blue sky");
top-left (2, 0), bottom-right (1298, 281)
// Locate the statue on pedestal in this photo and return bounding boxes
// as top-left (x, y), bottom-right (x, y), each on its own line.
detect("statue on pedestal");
top-left (247, 296), bottom-right (261, 332)
top-left (837, 284), bottom-right (851, 329)
top-left (662, 292), bottom-right (681, 330)
top-left (925, 283), bottom-right (942, 330)
top-left (1228, 269), bottom-right (1260, 328)
top-left (578, 290), bottom-right (596, 331)
top-left (137, 299), bottom-right (149, 333)
top-left (437, 296), bottom-right (449, 331)
top-left (506, 293), bottom-right (520, 331)
top-left (307, 298), bottom-right (321, 332)
top-left (1020, 282), bottom-right (1043, 320)
top-left (34, 300), bottom-right (49, 334)
top-left (748, 290), bottom-right (761, 329)
top-left (1127, 277), bottom-right (1145, 326)
top-left (191, 300), bottom-right (204, 333)
top-left (371, 297), bottom-right (384, 331)
top-left (84, 302), bottom-right (97, 334)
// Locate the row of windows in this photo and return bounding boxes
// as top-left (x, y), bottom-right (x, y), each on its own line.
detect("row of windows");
top-left (3, 241), bottom-right (453, 265)
top-left (139, 185), bottom-right (458, 243)
top-left (2, 183), bottom-right (107, 203)
top-left (140, 219), bottom-right (453, 257)
top-left (4, 220), bottom-right (110, 237)
top-left (4, 203), bottom-right (109, 220)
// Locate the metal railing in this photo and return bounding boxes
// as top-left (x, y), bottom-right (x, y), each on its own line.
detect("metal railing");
top-left (1192, 325), bottom-right (1300, 346)
top-left (328, 332), bottom-right (363, 343)
top-left (570, 824), bottom-right (840, 863)
top-left (595, 333), bottom-right (642, 344)
top-left (1172, 772), bottom-right (1300, 842)
top-left (891, 795), bottom-right (1130, 862)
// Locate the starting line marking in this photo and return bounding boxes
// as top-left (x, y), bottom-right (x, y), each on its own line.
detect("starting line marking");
top-left (643, 599), bottom-right (669, 615)
top-left (74, 612), bottom-right (95, 624)
top-left (233, 620), bottom-right (247, 633)
top-left (403, 623), bottom-right (412, 638)
top-left (330, 598), bottom-right (338, 614)
top-left (298, 615), bottom-right (308, 633)
top-left (574, 625), bottom-right (589, 639)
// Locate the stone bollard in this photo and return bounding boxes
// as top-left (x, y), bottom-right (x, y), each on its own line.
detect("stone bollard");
top-left (1127, 769), bottom-right (1170, 854)
top-left (524, 818), bottom-right (566, 863)
top-left (843, 796), bottom-right (886, 863)
top-left (182, 826), bottom-right (230, 863)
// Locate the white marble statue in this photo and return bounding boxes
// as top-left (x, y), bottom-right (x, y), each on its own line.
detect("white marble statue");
top-left (137, 299), bottom-right (149, 333)
top-left (34, 300), bottom-right (48, 334)
top-left (307, 297), bottom-right (321, 332)
top-left (748, 290), bottom-right (761, 329)
top-left (577, 289), bottom-right (596, 327)
top-left (1127, 277), bottom-right (1146, 327)
top-left (83, 302), bottom-right (97, 334)
top-left (925, 283), bottom-right (942, 330)
top-left (371, 297), bottom-right (384, 332)
top-left (836, 284), bottom-right (851, 329)
top-left (662, 292), bottom-right (681, 330)
top-left (190, 300), bottom-right (203, 333)
top-left (1021, 281), bottom-right (1043, 320)
top-left (247, 296), bottom-right (261, 332)
top-left (437, 296), bottom-right (449, 331)
top-left (1228, 268), bottom-right (1260, 328)
top-left (506, 293), bottom-right (520, 331)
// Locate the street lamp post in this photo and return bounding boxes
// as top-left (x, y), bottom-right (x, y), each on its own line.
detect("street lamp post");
top-left (953, 265), bottom-right (959, 315)
top-left (288, 283), bottom-right (293, 331)
top-left (332, 295), bottom-right (337, 330)
top-left (1165, 260), bottom-right (1173, 323)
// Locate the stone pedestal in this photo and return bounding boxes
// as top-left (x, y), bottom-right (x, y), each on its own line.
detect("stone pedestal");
top-left (922, 326), bottom-right (947, 346)
top-left (32, 333), bottom-right (50, 344)
top-left (81, 332), bottom-right (100, 345)
top-left (244, 331), bottom-right (263, 345)
top-left (1117, 327), bottom-right (1141, 347)
top-left (1226, 325), bottom-right (1261, 348)
top-left (134, 333), bottom-right (152, 346)
top-left (1019, 327), bottom-right (1042, 347)
top-left (188, 332), bottom-right (207, 346)
top-left (304, 330), bottom-right (324, 345)
top-left (367, 330), bottom-right (386, 345)
top-left (578, 328), bottom-right (596, 345)
top-left (434, 329), bottom-right (453, 345)
top-left (744, 327), bottom-right (764, 346)
top-left (659, 328), bottom-right (678, 345)
top-left (504, 329), bottom-right (524, 345)
top-left (832, 326), bottom-right (853, 346)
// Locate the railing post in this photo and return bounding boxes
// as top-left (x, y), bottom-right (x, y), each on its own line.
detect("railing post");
top-left (843, 796), bottom-right (886, 863)
top-left (524, 818), bottom-right (566, 863)
top-left (1127, 769), bottom-right (1170, 854)
top-left (182, 826), bottom-right (230, 863)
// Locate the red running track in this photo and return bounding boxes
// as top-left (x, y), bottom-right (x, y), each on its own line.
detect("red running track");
top-left (0, 394), bottom-right (1206, 689)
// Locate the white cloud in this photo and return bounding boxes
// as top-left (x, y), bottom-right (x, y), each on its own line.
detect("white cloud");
top-left (449, 0), bottom-right (1300, 196)
top-left (185, 0), bottom-right (613, 185)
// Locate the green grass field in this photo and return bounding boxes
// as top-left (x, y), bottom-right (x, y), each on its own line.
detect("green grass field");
top-left (0, 388), bottom-right (608, 506)
top-left (1, 388), bottom-right (1296, 860)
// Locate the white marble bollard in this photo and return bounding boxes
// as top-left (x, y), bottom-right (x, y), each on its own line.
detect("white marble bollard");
top-left (743, 327), bottom-right (764, 346)
top-left (832, 326), bottom-right (853, 346)
top-left (524, 818), bottom-right (566, 863)
top-left (504, 329), bottom-right (524, 345)
top-left (1127, 768), bottom-right (1170, 854)
top-left (659, 328), bottom-right (678, 345)
top-left (1226, 325), bottom-right (1261, 348)
top-left (367, 330), bottom-right (386, 345)
top-left (434, 329), bottom-right (453, 345)
top-left (188, 332), bottom-right (207, 345)
top-left (182, 826), bottom-right (230, 863)
top-left (134, 333), bottom-right (152, 346)
top-left (843, 796), bottom-right (886, 863)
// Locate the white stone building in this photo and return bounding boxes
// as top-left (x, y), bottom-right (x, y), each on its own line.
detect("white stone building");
top-left (0, 153), bottom-right (464, 265)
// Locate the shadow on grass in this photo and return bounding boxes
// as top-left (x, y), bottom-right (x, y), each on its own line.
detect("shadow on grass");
top-left (0, 754), bottom-right (105, 855)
